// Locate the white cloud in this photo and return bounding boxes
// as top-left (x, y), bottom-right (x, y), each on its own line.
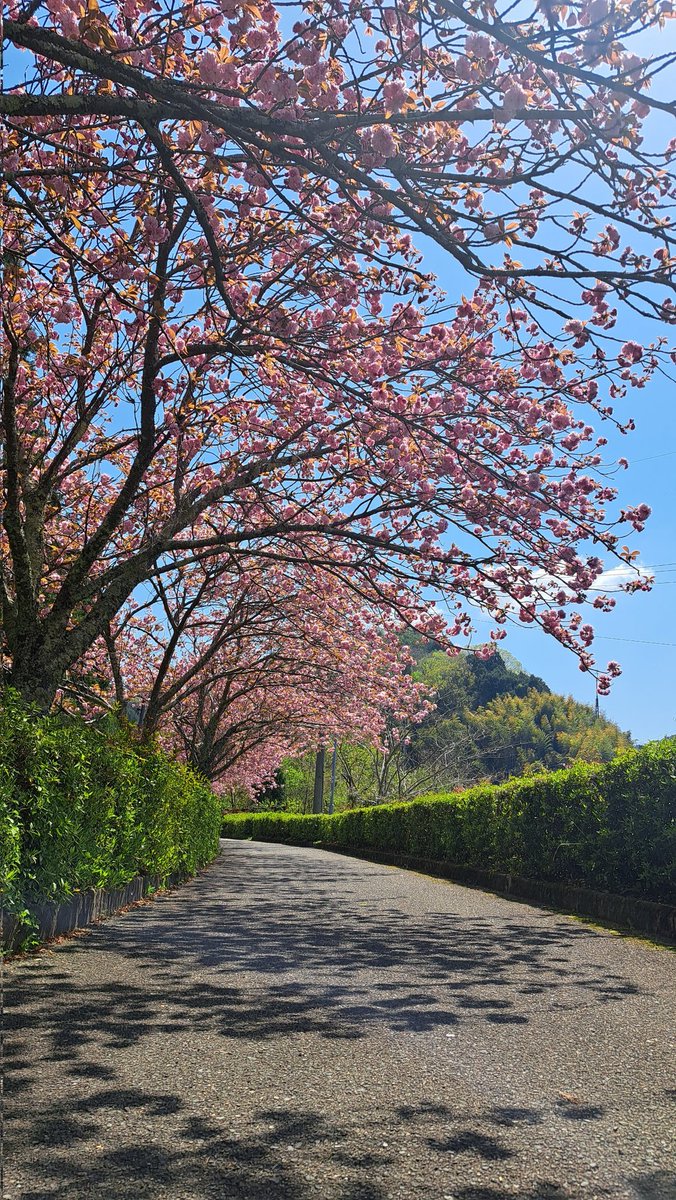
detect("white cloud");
top-left (531, 562), bottom-right (652, 597)
top-left (591, 563), bottom-right (653, 592)
top-left (435, 562), bottom-right (653, 630)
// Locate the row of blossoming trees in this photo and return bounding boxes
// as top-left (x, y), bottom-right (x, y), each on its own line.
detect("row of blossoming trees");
top-left (1, 0), bottom-right (674, 796)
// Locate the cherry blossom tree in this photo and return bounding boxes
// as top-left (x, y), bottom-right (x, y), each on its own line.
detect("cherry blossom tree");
top-left (73, 556), bottom-right (431, 793)
top-left (2, 0), bottom-right (675, 710)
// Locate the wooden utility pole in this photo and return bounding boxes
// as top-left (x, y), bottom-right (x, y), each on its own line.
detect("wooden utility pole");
top-left (312, 748), bottom-right (325, 814)
top-left (328, 738), bottom-right (338, 815)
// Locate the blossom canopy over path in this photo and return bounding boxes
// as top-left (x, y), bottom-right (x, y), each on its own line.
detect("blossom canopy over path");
top-left (1, 0), bottom-right (676, 732)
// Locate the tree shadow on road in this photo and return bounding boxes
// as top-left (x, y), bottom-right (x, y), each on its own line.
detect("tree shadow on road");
top-left (7, 1086), bottom-right (665, 1200)
top-left (6, 848), bottom-right (645, 1094)
top-left (6, 1085), bottom-right (621, 1200)
top-left (5, 843), bottom-right (664, 1199)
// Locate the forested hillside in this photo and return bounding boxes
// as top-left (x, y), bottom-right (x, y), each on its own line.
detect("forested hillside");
top-left (264, 645), bottom-right (632, 814)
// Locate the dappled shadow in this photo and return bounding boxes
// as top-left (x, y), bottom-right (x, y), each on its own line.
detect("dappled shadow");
top-left (6, 1086), bottom-right (622, 1200)
top-left (11, 845), bottom-right (647, 1030)
top-left (555, 1101), bottom-right (606, 1121)
top-left (6, 847), bottom-right (648, 1099)
top-left (431, 1177), bottom-right (676, 1200)
top-left (451, 1188), bottom-right (570, 1200)
top-left (428, 1129), bottom-right (514, 1160)
top-left (629, 1172), bottom-right (676, 1200)
top-left (13, 1094), bottom-right (333, 1199)
top-left (5, 842), bottom-right (668, 1199)
top-left (8, 1088), bottom-right (663, 1200)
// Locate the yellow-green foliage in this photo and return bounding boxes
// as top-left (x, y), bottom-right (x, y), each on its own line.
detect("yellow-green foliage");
top-left (222, 740), bottom-right (676, 901)
top-left (460, 689), bottom-right (632, 777)
top-left (0, 690), bottom-right (221, 913)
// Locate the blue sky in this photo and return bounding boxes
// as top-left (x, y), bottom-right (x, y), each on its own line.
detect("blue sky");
top-left (433, 386), bottom-right (676, 745)
top-left (474, 430), bottom-right (676, 746)
top-left (496, 25), bottom-right (676, 745)
top-left (432, 268), bottom-right (676, 745)
top-left (418, 29), bottom-right (676, 746)
top-left (421, 292), bottom-right (676, 745)
top-left (424, 253), bottom-right (676, 747)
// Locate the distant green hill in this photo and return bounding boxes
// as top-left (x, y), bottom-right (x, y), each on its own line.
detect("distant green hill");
top-left (256, 644), bottom-right (632, 813)
top-left (406, 646), bottom-right (630, 787)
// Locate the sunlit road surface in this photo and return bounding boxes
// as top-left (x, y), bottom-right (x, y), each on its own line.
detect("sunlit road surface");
top-left (5, 839), bottom-right (675, 1200)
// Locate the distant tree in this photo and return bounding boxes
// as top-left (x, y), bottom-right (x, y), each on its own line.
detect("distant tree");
top-left (85, 558), bottom-right (430, 795)
top-left (275, 647), bottom-right (610, 807)
top-left (398, 629), bottom-right (445, 668)
top-left (464, 650), bottom-right (550, 709)
top-left (463, 689), bottom-right (632, 779)
top-left (320, 648), bottom-right (633, 802)
top-left (408, 648), bottom-right (548, 766)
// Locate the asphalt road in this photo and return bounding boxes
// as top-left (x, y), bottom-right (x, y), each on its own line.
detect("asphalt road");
top-left (5, 840), bottom-right (675, 1200)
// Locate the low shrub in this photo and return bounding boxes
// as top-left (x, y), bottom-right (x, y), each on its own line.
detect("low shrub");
top-left (221, 740), bottom-right (676, 902)
top-left (0, 690), bottom-right (221, 915)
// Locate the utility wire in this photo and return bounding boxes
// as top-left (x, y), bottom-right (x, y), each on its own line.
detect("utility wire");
top-left (629, 450), bottom-right (676, 463)
top-left (594, 634), bottom-right (676, 648)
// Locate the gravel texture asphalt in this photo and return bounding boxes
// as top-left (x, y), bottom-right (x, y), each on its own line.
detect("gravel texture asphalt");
top-left (4, 839), bottom-right (675, 1200)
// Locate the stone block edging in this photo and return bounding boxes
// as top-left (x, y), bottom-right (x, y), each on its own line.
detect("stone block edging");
top-left (2, 868), bottom-right (191, 952)
top-left (315, 842), bottom-right (676, 941)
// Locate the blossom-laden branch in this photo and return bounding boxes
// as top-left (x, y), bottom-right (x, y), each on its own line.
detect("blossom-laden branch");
top-left (69, 558), bottom-right (433, 795)
top-left (1, 0), bottom-right (673, 717)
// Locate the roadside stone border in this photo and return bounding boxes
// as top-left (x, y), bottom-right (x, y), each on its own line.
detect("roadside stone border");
top-left (0, 853), bottom-right (221, 952)
top-left (316, 842), bottom-right (676, 942)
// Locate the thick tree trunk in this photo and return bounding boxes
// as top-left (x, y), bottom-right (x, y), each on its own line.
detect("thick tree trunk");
top-left (8, 659), bottom-right (61, 711)
top-left (8, 633), bottom-right (69, 711)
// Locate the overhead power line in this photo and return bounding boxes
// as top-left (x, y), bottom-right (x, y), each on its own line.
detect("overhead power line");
top-left (594, 634), bottom-right (676, 648)
top-left (629, 450), bottom-right (676, 463)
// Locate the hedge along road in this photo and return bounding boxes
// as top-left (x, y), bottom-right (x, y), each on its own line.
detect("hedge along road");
top-left (5, 841), bottom-right (675, 1200)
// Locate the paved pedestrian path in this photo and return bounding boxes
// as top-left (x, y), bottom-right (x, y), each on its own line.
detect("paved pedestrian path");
top-left (5, 840), bottom-right (675, 1199)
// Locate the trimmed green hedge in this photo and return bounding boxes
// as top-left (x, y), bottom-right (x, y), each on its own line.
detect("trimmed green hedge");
top-left (222, 739), bottom-right (676, 902)
top-left (0, 690), bottom-right (222, 917)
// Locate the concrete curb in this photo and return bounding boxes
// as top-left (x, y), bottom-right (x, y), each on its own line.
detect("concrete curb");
top-left (314, 842), bottom-right (676, 941)
top-left (1, 864), bottom-right (203, 952)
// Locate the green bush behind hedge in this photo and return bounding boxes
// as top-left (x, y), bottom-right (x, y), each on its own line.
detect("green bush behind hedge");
top-left (221, 740), bottom-right (676, 902)
top-left (0, 690), bottom-right (221, 914)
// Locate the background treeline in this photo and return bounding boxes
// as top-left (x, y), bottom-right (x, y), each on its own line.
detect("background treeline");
top-left (254, 642), bottom-right (632, 814)
top-left (222, 738), bottom-right (676, 903)
top-left (0, 691), bottom-right (221, 925)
